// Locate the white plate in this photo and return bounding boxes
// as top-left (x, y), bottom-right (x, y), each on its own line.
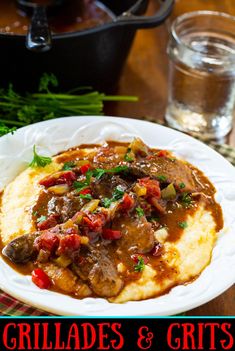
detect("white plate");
top-left (0, 116), bottom-right (235, 316)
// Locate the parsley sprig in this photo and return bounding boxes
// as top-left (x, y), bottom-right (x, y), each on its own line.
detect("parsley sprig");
top-left (178, 221), bottom-right (188, 229)
top-left (102, 186), bottom-right (125, 208)
top-left (134, 256), bottom-right (145, 272)
top-left (181, 193), bottom-right (192, 207)
top-left (124, 148), bottom-right (134, 162)
top-left (136, 207), bottom-right (144, 217)
top-left (29, 145), bottom-right (52, 168)
top-left (62, 161), bottom-right (76, 171)
top-left (93, 165), bottom-right (128, 180)
top-left (79, 194), bottom-right (93, 201)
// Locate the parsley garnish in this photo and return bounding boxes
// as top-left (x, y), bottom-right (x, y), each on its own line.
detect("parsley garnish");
top-left (37, 215), bottom-right (47, 223)
top-left (73, 181), bottom-right (88, 193)
top-left (0, 123), bottom-right (16, 137)
top-left (156, 175), bottom-right (167, 182)
top-left (112, 186), bottom-right (125, 201)
top-left (178, 221), bottom-right (188, 229)
top-left (101, 186), bottom-right (125, 208)
top-left (124, 148), bottom-right (134, 162)
top-left (93, 165), bottom-right (128, 180)
top-left (181, 193), bottom-right (192, 207)
top-left (102, 198), bottom-right (113, 208)
top-left (179, 182), bottom-right (186, 189)
top-left (134, 256), bottom-right (145, 272)
top-left (79, 194), bottom-right (92, 200)
top-left (29, 145), bottom-right (52, 168)
top-left (73, 169), bottom-right (94, 192)
top-left (136, 207), bottom-right (144, 217)
top-left (149, 217), bottom-right (160, 222)
top-left (62, 161), bottom-right (76, 171)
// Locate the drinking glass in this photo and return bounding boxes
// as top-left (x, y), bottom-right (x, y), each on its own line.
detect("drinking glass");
top-left (166, 11), bottom-right (235, 139)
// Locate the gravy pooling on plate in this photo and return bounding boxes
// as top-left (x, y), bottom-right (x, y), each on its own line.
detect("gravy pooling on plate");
top-left (0, 139), bottom-right (223, 302)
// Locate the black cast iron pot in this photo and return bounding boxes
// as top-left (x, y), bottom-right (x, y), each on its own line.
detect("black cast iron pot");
top-left (1, 0), bottom-right (174, 91)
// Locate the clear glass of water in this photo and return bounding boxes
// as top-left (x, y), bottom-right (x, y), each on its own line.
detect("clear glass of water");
top-left (166, 11), bottom-right (235, 139)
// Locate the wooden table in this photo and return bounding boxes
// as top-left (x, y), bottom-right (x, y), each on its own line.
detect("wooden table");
top-left (109, 0), bottom-right (235, 315)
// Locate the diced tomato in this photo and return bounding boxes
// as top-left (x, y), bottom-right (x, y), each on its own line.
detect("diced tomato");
top-left (34, 231), bottom-right (59, 253)
top-left (32, 268), bottom-right (51, 289)
top-left (157, 150), bottom-right (169, 157)
top-left (80, 164), bottom-right (91, 174)
top-left (57, 234), bottom-right (81, 255)
top-left (150, 242), bottom-right (164, 257)
top-left (120, 193), bottom-right (135, 212)
top-left (131, 254), bottom-right (149, 264)
top-left (39, 171), bottom-right (76, 187)
top-left (83, 213), bottom-right (106, 233)
top-left (64, 226), bottom-right (79, 235)
top-left (102, 228), bottom-right (122, 240)
top-left (79, 188), bottom-right (92, 195)
top-left (139, 178), bottom-right (161, 198)
top-left (37, 214), bottom-right (58, 230)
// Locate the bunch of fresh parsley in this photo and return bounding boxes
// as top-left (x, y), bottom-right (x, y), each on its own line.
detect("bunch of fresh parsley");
top-left (0, 73), bottom-right (138, 137)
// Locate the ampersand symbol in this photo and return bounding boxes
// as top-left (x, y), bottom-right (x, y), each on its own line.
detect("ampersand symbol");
top-left (137, 326), bottom-right (154, 349)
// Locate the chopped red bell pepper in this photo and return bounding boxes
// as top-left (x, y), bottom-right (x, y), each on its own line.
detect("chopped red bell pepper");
top-left (34, 231), bottom-right (59, 253)
top-left (57, 234), bottom-right (81, 255)
top-left (131, 254), bottom-right (149, 264)
top-left (139, 177), bottom-right (161, 198)
top-left (120, 193), bottom-right (135, 212)
top-left (83, 213), bottom-right (106, 233)
top-left (37, 214), bottom-right (58, 230)
top-left (102, 228), bottom-right (122, 240)
top-left (79, 188), bottom-right (92, 195)
top-left (80, 164), bottom-right (91, 174)
top-left (39, 171), bottom-right (76, 187)
top-left (32, 268), bottom-right (51, 289)
top-left (157, 150), bottom-right (169, 157)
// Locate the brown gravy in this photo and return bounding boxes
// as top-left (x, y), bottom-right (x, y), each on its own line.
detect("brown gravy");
top-left (0, 0), bottom-right (113, 35)
top-left (0, 141), bottom-right (223, 301)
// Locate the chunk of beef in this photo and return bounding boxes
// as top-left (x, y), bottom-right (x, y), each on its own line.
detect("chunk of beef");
top-left (2, 232), bottom-right (39, 264)
top-left (47, 193), bottom-right (85, 222)
top-left (73, 244), bottom-right (123, 298)
top-left (91, 175), bottom-right (129, 199)
top-left (112, 215), bottom-right (155, 254)
top-left (39, 263), bottom-right (92, 297)
top-left (132, 157), bottom-right (195, 192)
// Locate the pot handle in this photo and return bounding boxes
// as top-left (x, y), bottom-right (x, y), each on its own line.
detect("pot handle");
top-left (115, 0), bottom-right (174, 29)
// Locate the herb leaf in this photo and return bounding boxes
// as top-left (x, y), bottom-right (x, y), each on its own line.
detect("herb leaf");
top-left (178, 221), bottom-right (188, 229)
top-left (181, 193), bottom-right (192, 207)
top-left (112, 186), bottom-right (125, 201)
top-left (134, 256), bottom-right (145, 272)
top-left (93, 165), bottom-right (128, 179)
top-left (73, 181), bottom-right (88, 193)
top-left (124, 148), bottom-right (134, 162)
top-left (156, 175), bottom-right (167, 182)
top-left (29, 145), bottom-right (52, 168)
top-left (102, 198), bottom-right (113, 208)
top-left (79, 194), bottom-right (92, 201)
top-left (37, 215), bottom-right (47, 223)
top-left (62, 161), bottom-right (76, 171)
top-left (179, 182), bottom-right (186, 189)
top-left (0, 123), bottom-right (16, 137)
top-left (39, 73), bottom-right (58, 93)
top-left (149, 217), bottom-right (160, 222)
top-left (136, 207), bottom-right (144, 217)
top-left (101, 186), bottom-right (125, 208)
